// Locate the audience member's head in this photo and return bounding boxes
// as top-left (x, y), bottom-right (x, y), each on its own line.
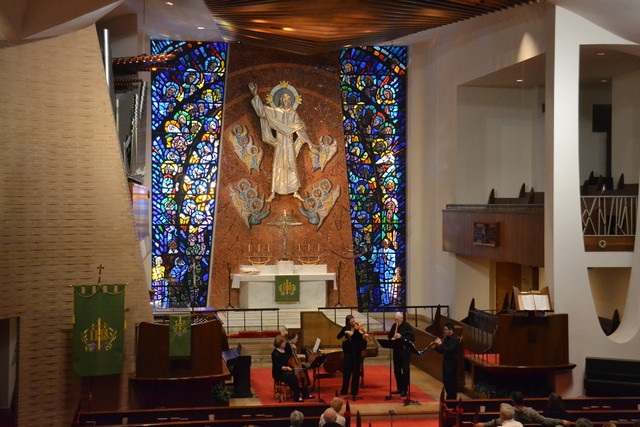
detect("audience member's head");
top-left (290, 409), bottom-right (304, 427)
top-left (546, 392), bottom-right (566, 412)
top-left (511, 391), bottom-right (525, 406)
top-left (576, 418), bottom-right (594, 427)
top-left (330, 396), bottom-right (344, 413)
top-left (323, 407), bottom-right (338, 423)
top-left (499, 403), bottom-right (516, 421)
top-left (602, 423), bottom-right (617, 427)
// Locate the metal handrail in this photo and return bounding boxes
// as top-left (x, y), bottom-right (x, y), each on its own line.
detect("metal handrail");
top-left (213, 307), bottom-right (280, 334)
top-left (317, 305), bottom-right (449, 330)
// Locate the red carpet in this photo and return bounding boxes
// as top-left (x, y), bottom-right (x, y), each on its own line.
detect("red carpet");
top-left (251, 365), bottom-right (435, 405)
top-left (364, 419), bottom-right (438, 427)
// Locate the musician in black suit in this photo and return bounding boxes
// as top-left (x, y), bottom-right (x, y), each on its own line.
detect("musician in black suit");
top-left (337, 314), bottom-right (368, 396)
top-left (388, 311), bottom-right (415, 396)
top-left (433, 322), bottom-right (460, 400)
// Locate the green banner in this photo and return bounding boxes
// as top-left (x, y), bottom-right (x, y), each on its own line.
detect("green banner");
top-left (275, 275), bottom-right (300, 302)
top-left (72, 285), bottom-right (125, 377)
top-left (169, 314), bottom-right (191, 358)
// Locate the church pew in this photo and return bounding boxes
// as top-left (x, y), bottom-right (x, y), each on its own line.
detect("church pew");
top-left (585, 357), bottom-right (640, 397)
top-left (77, 403), bottom-right (327, 426)
top-left (442, 396), bottom-right (640, 413)
top-left (86, 416), bottom-right (322, 426)
top-left (440, 396), bottom-right (640, 427)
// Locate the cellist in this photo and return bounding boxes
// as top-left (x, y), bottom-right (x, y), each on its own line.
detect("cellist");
top-left (271, 335), bottom-right (313, 402)
top-left (285, 330), bottom-right (312, 391)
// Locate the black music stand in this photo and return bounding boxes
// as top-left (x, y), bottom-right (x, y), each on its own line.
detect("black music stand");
top-left (377, 338), bottom-right (402, 401)
top-left (399, 339), bottom-right (421, 406)
top-left (308, 353), bottom-right (329, 403)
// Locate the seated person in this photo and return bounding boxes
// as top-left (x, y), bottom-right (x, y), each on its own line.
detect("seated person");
top-left (319, 397), bottom-right (347, 427)
top-left (497, 403), bottom-right (523, 427)
top-left (475, 392), bottom-right (570, 427)
top-left (543, 392), bottom-right (570, 420)
top-left (272, 335), bottom-right (312, 402)
top-left (320, 408), bottom-right (342, 427)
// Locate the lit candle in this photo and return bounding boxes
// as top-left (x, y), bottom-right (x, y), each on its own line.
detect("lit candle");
top-left (318, 243), bottom-right (320, 252)
top-left (268, 243), bottom-right (270, 253)
top-left (249, 243), bottom-right (251, 253)
top-left (308, 243), bottom-right (310, 252)
top-left (299, 243), bottom-right (301, 252)
top-left (258, 244), bottom-right (261, 253)
top-left (284, 209), bottom-right (287, 216)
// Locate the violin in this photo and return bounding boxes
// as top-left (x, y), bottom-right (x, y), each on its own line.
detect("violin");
top-left (354, 322), bottom-right (372, 341)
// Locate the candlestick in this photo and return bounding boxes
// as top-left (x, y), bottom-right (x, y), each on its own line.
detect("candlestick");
top-left (258, 244), bottom-right (261, 253)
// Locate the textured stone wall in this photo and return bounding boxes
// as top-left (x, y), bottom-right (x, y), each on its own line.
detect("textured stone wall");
top-left (210, 44), bottom-right (357, 308)
top-left (0, 26), bottom-right (152, 426)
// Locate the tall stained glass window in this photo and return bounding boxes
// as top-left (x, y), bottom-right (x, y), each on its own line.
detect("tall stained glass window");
top-left (340, 46), bottom-right (407, 309)
top-left (150, 41), bottom-right (227, 307)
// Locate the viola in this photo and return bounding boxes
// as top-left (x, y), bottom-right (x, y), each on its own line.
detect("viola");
top-left (354, 322), bottom-right (372, 341)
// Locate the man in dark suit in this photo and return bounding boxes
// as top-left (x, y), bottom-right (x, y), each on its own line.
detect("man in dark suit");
top-left (388, 311), bottom-right (415, 396)
top-left (434, 322), bottom-right (460, 400)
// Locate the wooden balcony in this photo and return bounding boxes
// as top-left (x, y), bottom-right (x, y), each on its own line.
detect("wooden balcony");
top-left (442, 204), bottom-right (544, 266)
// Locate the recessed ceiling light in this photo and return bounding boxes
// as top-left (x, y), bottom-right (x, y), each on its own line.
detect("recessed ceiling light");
top-left (197, 26), bottom-right (204, 30)
top-left (601, 79), bottom-right (608, 83)
top-left (596, 52), bottom-right (606, 56)
top-left (165, 1), bottom-right (173, 5)
top-left (516, 79), bottom-right (523, 83)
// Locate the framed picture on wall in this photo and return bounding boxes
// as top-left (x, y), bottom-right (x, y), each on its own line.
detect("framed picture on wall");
top-left (473, 222), bottom-right (498, 247)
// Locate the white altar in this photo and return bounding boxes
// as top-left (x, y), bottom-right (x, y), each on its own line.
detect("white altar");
top-left (232, 262), bottom-right (336, 309)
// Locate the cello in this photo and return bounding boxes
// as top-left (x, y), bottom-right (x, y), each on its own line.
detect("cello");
top-left (286, 333), bottom-right (310, 389)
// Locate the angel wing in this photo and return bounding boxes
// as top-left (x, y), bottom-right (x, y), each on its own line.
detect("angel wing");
top-left (229, 185), bottom-right (251, 228)
top-left (316, 185), bottom-right (341, 230)
top-left (319, 137), bottom-right (338, 171)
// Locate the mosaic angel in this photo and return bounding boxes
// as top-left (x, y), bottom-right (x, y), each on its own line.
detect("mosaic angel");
top-left (229, 124), bottom-right (263, 173)
top-left (309, 135), bottom-right (338, 172)
top-left (229, 180), bottom-right (270, 229)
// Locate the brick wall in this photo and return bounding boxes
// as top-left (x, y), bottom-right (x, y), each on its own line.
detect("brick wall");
top-left (0, 26), bottom-right (152, 426)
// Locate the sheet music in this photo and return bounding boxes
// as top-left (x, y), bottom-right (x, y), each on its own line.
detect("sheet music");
top-left (312, 338), bottom-right (321, 354)
top-left (518, 294), bottom-right (535, 311)
top-left (533, 294), bottom-right (551, 311)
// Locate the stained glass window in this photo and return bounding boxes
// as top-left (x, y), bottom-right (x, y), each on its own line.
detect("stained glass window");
top-left (340, 46), bottom-right (407, 309)
top-left (150, 41), bottom-right (227, 308)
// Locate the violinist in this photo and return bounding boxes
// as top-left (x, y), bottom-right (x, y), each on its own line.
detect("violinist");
top-left (271, 335), bottom-right (312, 402)
top-left (337, 314), bottom-right (369, 396)
top-left (388, 311), bottom-right (414, 397)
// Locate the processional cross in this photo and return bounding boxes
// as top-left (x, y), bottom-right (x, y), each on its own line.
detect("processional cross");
top-left (268, 211), bottom-right (302, 260)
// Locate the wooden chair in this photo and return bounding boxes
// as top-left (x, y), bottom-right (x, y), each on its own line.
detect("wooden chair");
top-left (273, 379), bottom-right (292, 402)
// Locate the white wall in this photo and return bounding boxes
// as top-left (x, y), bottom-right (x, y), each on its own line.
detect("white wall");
top-left (405, 2), bottom-right (549, 317)
top-left (579, 86), bottom-right (611, 181)
top-left (457, 86), bottom-right (542, 204)
top-left (612, 70), bottom-right (640, 182)
top-left (405, 3), bottom-right (640, 396)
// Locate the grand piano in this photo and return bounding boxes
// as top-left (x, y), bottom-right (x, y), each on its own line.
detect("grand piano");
top-left (298, 311), bottom-right (379, 387)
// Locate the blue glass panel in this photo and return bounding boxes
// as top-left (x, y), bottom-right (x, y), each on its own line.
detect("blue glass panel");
top-left (150, 40), bottom-right (227, 308)
top-left (341, 46), bottom-right (407, 310)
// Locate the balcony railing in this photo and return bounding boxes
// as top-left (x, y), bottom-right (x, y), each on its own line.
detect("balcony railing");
top-left (581, 195), bottom-right (637, 236)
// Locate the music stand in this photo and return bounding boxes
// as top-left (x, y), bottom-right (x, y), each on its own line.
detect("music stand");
top-left (377, 339), bottom-right (402, 401)
top-left (398, 339), bottom-right (421, 406)
top-left (308, 353), bottom-right (329, 403)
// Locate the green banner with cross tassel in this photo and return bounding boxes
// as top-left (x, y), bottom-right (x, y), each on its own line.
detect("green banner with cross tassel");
top-left (72, 284), bottom-right (125, 377)
top-left (275, 275), bottom-right (300, 301)
top-left (169, 314), bottom-right (192, 358)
